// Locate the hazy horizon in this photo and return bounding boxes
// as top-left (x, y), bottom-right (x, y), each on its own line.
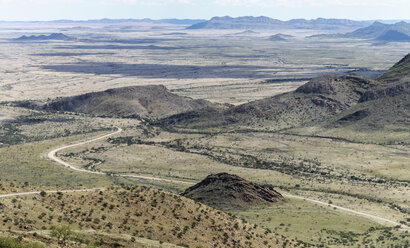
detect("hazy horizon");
top-left (0, 0), bottom-right (409, 22)
top-left (1, 16), bottom-right (410, 23)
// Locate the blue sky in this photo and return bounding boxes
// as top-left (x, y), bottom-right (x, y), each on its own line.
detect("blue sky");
top-left (0, 0), bottom-right (409, 21)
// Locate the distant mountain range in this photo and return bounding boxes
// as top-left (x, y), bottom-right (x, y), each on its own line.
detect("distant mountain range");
top-left (309, 21), bottom-right (410, 41)
top-left (187, 16), bottom-right (371, 30)
top-left (14, 33), bottom-right (72, 41)
top-left (268, 33), bottom-right (294, 41)
top-left (1, 17), bottom-right (410, 28)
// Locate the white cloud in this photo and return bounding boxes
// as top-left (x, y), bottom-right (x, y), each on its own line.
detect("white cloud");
top-left (214, 0), bottom-right (409, 7)
top-left (213, 0), bottom-right (261, 6)
top-left (102, 0), bottom-right (193, 5)
top-left (1, 0), bottom-right (405, 7)
top-left (0, 0), bottom-right (84, 3)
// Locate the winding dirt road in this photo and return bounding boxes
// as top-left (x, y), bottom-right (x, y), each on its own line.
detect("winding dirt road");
top-left (47, 127), bottom-right (195, 185)
top-left (283, 194), bottom-right (408, 230)
top-left (2, 127), bottom-right (407, 230)
top-left (47, 127), bottom-right (123, 175)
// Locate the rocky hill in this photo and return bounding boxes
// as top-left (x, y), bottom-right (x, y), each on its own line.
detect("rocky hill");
top-left (182, 173), bottom-right (284, 208)
top-left (160, 74), bottom-right (379, 131)
top-left (30, 85), bottom-right (218, 120)
top-left (377, 53), bottom-right (410, 83)
top-left (288, 53), bottom-right (410, 143)
top-left (0, 184), bottom-right (294, 248)
top-left (187, 16), bottom-right (369, 30)
top-left (328, 58), bottom-right (410, 138)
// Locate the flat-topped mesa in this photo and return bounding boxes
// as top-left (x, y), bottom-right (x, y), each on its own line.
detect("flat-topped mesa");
top-left (182, 173), bottom-right (283, 208)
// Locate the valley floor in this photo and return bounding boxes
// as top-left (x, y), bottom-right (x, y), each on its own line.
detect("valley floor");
top-left (1, 113), bottom-right (408, 247)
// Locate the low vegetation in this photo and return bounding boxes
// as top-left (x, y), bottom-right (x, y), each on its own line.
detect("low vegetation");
top-left (0, 184), bottom-right (296, 247)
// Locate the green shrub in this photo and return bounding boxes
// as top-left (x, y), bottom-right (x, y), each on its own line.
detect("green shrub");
top-left (0, 237), bottom-right (43, 248)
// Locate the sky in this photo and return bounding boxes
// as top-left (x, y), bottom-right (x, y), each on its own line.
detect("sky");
top-left (0, 0), bottom-right (409, 21)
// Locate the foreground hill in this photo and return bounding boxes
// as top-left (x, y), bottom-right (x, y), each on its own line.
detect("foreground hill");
top-left (182, 173), bottom-right (283, 208)
top-left (0, 185), bottom-right (294, 248)
top-left (20, 85), bottom-right (218, 120)
top-left (160, 74), bottom-right (379, 131)
top-left (187, 16), bottom-right (369, 30)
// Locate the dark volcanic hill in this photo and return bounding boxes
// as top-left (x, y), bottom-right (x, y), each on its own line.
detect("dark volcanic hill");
top-left (14, 33), bottom-right (72, 41)
top-left (160, 74), bottom-right (379, 131)
top-left (187, 16), bottom-right (369, 30)
top-left (37, 85), bottom-right (217, 119)
top-left (182, 173), bottom-right (283, 208)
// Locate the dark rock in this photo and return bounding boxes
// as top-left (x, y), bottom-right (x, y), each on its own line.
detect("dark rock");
top-left (182, 173), bottom-right (283, 208)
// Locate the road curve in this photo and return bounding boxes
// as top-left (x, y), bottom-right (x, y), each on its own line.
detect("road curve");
top-left (283, 194), bottom-right (409, 230)
top-left (44, 127), bottom-right (408, 230)
top-left (120, 174), bottom-right (195, 185)
top-left (47, 127), bottom-right (194, 185)
top-left (47, 127), bottom-right (123, 175)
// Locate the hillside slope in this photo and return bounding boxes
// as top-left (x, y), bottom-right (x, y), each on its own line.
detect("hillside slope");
top-left (334, 80), bottom-right (409, 128)
top-left (377, 53), bottom-right (410, 83)
top-left (0, 185), bottom-right (295, 248)
top-left (38, 85), bottom-right (217, 119)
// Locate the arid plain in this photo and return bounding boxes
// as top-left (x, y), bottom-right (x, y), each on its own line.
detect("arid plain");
top-left (0, 21), bottom-right (409, 247)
